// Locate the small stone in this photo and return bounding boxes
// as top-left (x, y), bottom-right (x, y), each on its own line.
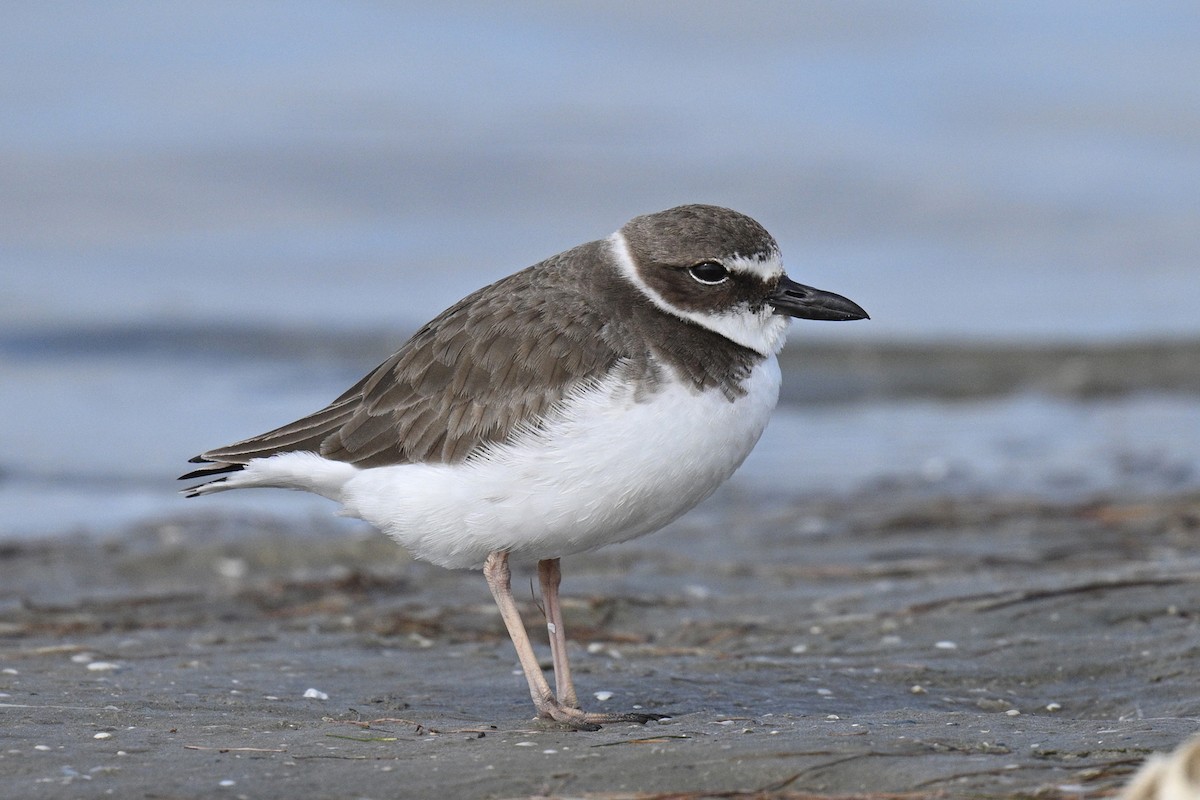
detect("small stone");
top-left (593, 691), bottom-right (614, 702)
top-left (215, 557), bottom-right (247, 579)
top-left (797, 516), bottom-right (827, 535)
top-left (93, 732), bottom-right (113, 740)
top-left (302, 688), bottom-right (329, 700)
top-left (1045, 702), bottom-right (1062, 712)
top-left (87, 662), bottom-right (120, 672)
top-left (934, 641), bottom-right (958, 650)
top-left (910, 685), bottom-right (927, 694)
top-left (1005, 709), bottom-right (1021, 716)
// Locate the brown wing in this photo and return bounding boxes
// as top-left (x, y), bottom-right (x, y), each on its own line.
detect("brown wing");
top-left (184, 244), bottom-right (623, 473)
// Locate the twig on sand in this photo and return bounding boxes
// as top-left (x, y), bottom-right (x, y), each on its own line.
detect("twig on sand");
top-left (182, 745), bottom-right (287, 753)
top-left (903, 575), bottom-right (1199, 615)
top-left (591, 734), bottom-right (692, 747)
top-left (323, 715), bottom-right (494, 736)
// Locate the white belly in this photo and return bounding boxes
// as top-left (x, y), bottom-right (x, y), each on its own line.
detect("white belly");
top-left (339, 357), bottom-right (782, 569)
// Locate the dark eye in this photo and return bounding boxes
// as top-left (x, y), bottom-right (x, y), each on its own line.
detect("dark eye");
top-left (688, 261), bottom-right (729, 285)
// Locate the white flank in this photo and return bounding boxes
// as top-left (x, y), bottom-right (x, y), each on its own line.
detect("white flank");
top-left (340, 357), bottom-right (782, 569)
top-left (608, 232), bottom-right (790, 356)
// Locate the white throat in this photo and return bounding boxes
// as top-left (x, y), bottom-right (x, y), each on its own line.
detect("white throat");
top-left (608, 231), bottom-right (790, 356)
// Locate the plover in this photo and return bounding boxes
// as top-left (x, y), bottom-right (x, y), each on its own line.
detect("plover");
top-left (181, 204), bottom-right (868, 728)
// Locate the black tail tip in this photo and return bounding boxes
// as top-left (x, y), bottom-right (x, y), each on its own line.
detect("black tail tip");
top-left (180, 476), bottom-right (227, 497)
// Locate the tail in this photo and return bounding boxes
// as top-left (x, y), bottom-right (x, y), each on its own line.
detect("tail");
top-left (179, 451), bottom-right (357, 501)
top-left (179, 459), bottom-right (245, 497)
top-left (179, 395), bottom-right (360, 497)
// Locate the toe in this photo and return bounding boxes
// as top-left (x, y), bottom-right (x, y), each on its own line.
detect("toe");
top-left (582, 710), bottom-right (667, 725)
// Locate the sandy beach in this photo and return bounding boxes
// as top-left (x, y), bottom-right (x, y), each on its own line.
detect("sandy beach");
top-left (3, 483), bottom-right (1197, 799)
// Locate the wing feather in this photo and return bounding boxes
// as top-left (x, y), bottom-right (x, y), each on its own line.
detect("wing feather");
top-left (183, 241), bottom-right (625, 475)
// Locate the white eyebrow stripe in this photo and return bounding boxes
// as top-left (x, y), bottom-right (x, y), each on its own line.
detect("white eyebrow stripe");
top-left (725, 252), bottom-right (784, 282)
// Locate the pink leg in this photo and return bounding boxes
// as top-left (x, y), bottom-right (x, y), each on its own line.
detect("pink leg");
top-left (537, 558), bottom-right (579, 709)
top-left (483, 551), bottom-right (664, 729)
top-left (483, 551), bottom-right (557, 715)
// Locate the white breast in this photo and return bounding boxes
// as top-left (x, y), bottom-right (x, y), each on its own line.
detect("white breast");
top-left (339, 357), bottom-right (782, 569)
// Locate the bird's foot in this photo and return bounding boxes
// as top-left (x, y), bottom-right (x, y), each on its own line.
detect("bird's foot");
top-left (580, 710), bottom-right (668, 725)
top-left (533, 700), bottom-right (666, 731)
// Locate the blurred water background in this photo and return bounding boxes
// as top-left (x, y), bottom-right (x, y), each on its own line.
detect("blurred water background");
top-left (2, 2), bottom-right (1198, 538)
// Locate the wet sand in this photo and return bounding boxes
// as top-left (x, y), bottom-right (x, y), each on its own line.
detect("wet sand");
top-left (2, 486), bottom-right (1199, 798)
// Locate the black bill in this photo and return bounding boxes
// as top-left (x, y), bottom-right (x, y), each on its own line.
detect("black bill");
top-left (769, 276), bottom-right (869, 321)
